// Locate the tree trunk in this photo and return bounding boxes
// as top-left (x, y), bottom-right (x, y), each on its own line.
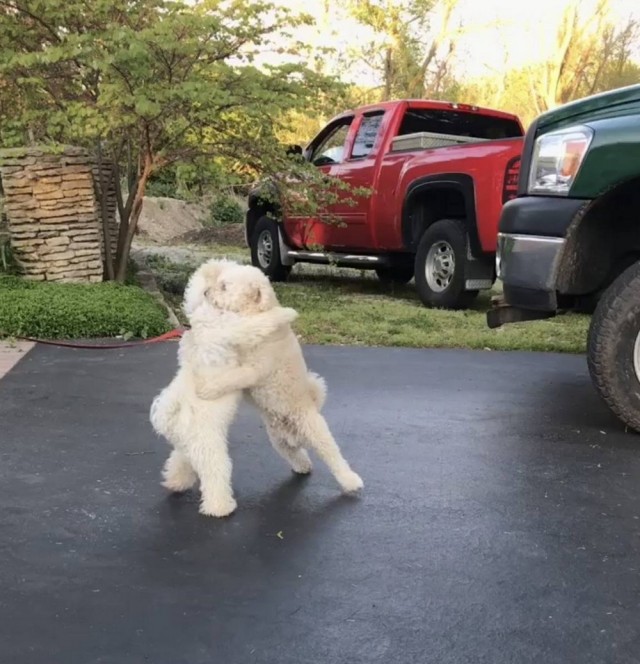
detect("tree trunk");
top-left (383, 47), bottom-right (393, 100)
top-left (96, 142), bottom-right (115, 281)
top-left (114, 156), bottom-right (152, 283)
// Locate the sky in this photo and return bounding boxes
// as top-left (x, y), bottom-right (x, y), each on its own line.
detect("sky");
top-left (451, 0), bottom-right (639, 77)
top-left (272, 0), bottom-right (640, 84)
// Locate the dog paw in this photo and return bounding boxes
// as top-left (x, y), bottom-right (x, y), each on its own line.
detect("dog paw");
top-left (195, 386), bottom-right (214, 400)
top-left (291, 451), bottom-right (313, 475)
top-left (281, 307), bottom-right (299, 324)
top-left (194, 379), bottom-right (217, 401)
top-left (339, 471), bottom-right (364, 494)
top-left (199, 496), bottom-right (237, 518)
top-left (161, 472), bottom-right (197, 493)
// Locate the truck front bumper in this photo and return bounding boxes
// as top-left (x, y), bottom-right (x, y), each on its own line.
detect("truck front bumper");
top-left (487, 232), bottom-right (566, 329)
top-left (486, 195), bottom-right (591, 329)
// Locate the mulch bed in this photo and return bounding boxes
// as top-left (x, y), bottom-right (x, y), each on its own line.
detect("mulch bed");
top-left (176, 224), bottom-right (245, 246)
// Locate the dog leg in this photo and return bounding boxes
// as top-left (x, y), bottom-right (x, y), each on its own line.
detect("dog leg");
top-left (186, 408), bottom-right (238, 518)
top-left (161, 449), bottom-right (198, 492)
top-left (195, 365), bottom-right (259, 401)
top-left (298, 411), bottom-right (363, 493)
top-left (218, 307), bottom-right (297, 348)
top-left (265, 421), bottom-right (313, 475)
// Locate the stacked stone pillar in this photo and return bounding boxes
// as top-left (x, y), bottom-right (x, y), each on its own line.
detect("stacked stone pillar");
top-left (0, 146), bottom-right (116, 283)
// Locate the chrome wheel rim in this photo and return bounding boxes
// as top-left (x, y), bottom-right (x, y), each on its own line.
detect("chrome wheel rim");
top-left (425, 241), bottom-right (455, 292)
top-left (256, 230), bottom-right (273, 268)
top-left (633, 329), bottom-right (640, 384)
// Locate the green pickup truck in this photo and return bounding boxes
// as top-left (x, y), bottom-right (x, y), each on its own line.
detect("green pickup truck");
top-left (487, 84), bottom-right (640, 432)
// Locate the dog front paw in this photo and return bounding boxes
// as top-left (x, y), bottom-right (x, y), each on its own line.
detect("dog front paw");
top-left (199, 496), bottom-right (237, 518)
top-left (339, 471), bottom-right (364, 494)
top-left (193, 375), bottom-right (213, 400)
top-left (195, 386), bottom-right (215, 400)
top-left (280, 307), bottom-right (299, 325)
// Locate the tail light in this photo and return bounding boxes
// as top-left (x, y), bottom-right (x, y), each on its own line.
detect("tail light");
top-left (450, 103), bottom-right (479, 112)
top-left (502, 156), bottom-right (521, 203)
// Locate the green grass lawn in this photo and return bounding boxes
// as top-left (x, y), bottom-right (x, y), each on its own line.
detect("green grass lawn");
top-left (0, 275), bottom-right (170, 339)
top-left (148, 246), bottom-right (590, 354)
top-left (0, 241), bottom-right (170, 340)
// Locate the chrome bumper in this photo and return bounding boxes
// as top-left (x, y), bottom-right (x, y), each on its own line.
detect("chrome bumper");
top-left (496, 233), bottom-right (565, 292)
top-left (488, 233), bottom-right (566, 326)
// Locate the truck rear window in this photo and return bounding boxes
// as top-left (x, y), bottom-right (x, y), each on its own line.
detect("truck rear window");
top-left (398, 109), bottom-right (522, 141)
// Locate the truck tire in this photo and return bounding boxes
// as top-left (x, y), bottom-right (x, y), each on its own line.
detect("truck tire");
top-left (587, 260), bottom-right (640, 432)
top-left (375, 265), bottom-right (414, 285)
top-left (250, 216), bottom-right (291, 282)
top-left (414, 219), bottom-right (478, 309)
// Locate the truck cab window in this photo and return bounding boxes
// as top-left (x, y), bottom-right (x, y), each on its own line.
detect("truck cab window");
top-left (351, 112), bottom-right (385, 159)
top-left (310, 119), bottom-right (352, 166)
top-left (398, 109), bottom-right (522, 140)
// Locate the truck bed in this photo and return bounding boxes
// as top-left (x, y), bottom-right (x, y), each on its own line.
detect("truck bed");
top-left (390, 131), bottom-right (487, 152)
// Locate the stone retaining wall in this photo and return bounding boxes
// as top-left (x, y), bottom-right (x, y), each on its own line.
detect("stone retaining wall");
top-left (0, 146), bottom-right (116, 283)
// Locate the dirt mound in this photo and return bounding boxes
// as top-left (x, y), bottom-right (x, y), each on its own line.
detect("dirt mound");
top-left (136, 197), bottom-right (207, 243)
top-left (178, 224), bottom-right (245, 247)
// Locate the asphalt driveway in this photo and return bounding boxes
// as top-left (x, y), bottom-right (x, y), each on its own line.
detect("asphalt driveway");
top-left (1, 344), bottom-right (639, 664)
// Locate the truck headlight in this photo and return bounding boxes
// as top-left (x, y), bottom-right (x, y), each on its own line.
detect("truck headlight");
top-left (528, 126), bottom-right (593, 196)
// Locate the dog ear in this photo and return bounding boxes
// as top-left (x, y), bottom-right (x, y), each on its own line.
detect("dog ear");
top-left (255, 281), bottom-right (277, 310)
top-left (202, 259), bottom-right (229, 282)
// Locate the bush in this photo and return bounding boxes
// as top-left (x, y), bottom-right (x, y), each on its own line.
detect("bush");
top-left (0, 276), bottom-right (171, 339)
top-left (146, 168), bottom-right (181, 199)
top-left (145, 255), bottom-right (194, 295)
top-left (207, 193), bottom-right (244, 226)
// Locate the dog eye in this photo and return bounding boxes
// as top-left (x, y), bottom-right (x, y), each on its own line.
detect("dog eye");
top-left (204, 288), bottom-right (210, 298)
top-left (219, 282), bottom-right (227, 292)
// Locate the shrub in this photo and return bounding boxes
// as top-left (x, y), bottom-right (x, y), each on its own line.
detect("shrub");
top-left (145, 255), bottom-right (194, 295)
top-left (0, 276), bottom-right (171, 339)
top-left (146, 168), bottom-right (181, 199)
top-left (207, 193), bottom-right (244, 226)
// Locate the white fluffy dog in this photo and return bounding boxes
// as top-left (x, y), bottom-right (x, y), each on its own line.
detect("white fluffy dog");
top-left (150, 260), bottom-right (297, 517)
top-left (195, 260), bottom-right (364, 496)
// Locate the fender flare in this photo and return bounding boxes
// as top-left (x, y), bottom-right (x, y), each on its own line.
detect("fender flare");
top-left (246, 182), bottom-right (283, 244)
top-left (401, 173), bottom-right (482, 257)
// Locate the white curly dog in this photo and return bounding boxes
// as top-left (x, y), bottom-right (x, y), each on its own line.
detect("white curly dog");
top-left (150, 260), bottom-right (297, 516)
top-left (150, 259), bottom-right (363, 517)
top-left (195, 261), bottom-right (363, 494)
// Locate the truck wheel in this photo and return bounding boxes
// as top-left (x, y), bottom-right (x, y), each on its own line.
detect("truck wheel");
top-left (414, 219), bottom-right (478, 309)
top-left (587, 260), bottom-right (640, 432)
top-left (250, 216), bottom-right (291, 282)
top-left (375, 265), bottom-right (414, 285)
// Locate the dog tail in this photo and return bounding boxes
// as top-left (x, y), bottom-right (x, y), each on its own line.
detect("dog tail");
top-left (307, 372), bottom-right (327, 410)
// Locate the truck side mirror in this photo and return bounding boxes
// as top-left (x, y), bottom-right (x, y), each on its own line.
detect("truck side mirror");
top-left (285, 144), bottom-right (307, 164)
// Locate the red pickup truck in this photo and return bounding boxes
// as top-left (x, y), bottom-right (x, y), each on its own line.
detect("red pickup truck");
top-left (246, 99), bottom-right (524, 309)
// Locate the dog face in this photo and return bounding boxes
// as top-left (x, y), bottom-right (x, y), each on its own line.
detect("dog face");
top-left (183, 259), bottom-right (233, 318)
top-left (207, 264), bottom-right (278, 314)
